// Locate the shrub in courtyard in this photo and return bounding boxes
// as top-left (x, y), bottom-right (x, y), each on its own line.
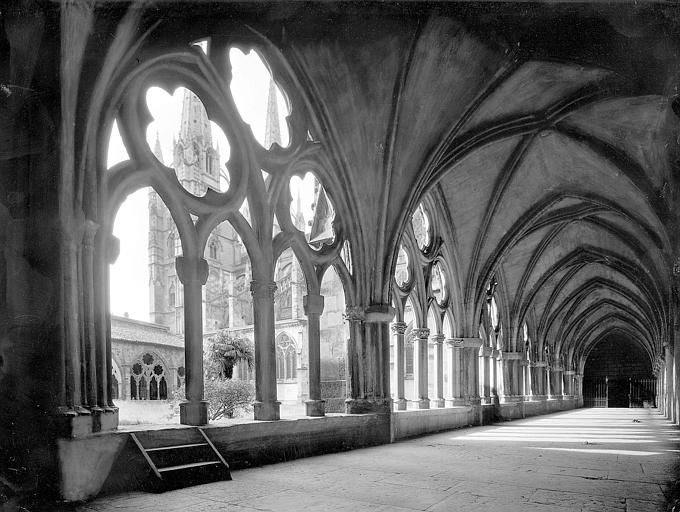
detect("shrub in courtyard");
top-left (168, 379), bottom-right (255, 420)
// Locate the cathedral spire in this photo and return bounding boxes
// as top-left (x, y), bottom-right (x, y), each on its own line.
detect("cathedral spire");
top-left (153, 131), bottom-right (164, 165)
top-left (179, 89), bottom-right (213, 148)
top-left (293, 189), bottom-right (305, 231)
top-left (263, 78), bottom-right (281, 149)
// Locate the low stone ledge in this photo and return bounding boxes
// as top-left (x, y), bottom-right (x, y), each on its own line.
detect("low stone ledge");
top-left (392, 406), bottom-right (473, 440)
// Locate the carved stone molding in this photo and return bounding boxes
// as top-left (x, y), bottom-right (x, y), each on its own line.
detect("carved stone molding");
top-left (250, 279), bottom-right (277, 299)
top-left (391, 322), bottom-right (407, 335)
top-left (412, 328), bottom-right (431, 340)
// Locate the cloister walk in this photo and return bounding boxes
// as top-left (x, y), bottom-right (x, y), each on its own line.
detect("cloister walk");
top-left (2, 2), bottom-right (680, 506)
top-left (77, 408), bottom-right (680, 512)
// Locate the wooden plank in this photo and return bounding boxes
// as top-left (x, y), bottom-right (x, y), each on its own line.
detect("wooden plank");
top-left (198, 428), bottom-right (230, 470)
top-left (130, 433), bottom-right (163, 480)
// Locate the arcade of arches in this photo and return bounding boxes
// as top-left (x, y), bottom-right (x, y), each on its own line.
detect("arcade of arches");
top-left (2, 1), bottom-right (680, 504)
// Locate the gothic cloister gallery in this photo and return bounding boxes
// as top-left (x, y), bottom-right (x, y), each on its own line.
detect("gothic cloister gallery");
top-left (2, 0), bottom-right (680, 506)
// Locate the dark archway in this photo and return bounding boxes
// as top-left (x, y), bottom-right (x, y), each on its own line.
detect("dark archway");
top-left (583, 335), bottom-right (655, 408)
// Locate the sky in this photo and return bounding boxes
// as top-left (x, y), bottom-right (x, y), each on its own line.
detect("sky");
top-left (108, 47), bottom-right (316, 321)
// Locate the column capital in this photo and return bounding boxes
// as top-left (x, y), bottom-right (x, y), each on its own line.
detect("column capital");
top-left (344, 305), bottom-right (365, 323)
top-left (551, 366), bottom-right (564, 372)
top-left (531, 361), bottom-right (547, 368)
top-left (429, 333), bottom-right (445, 344)
top-left (452, 337), bottom-right (483, 349)
top-left (303, 294), bottom-right (324, 316)
top-left (445, 338), bottom-right (460, 347)
top-left (412, 327), bottom-right (430, 340)
top-left (364, 304), bottom-right (395, 323)
top-left (391, 321), bottom-right (408, 335)
top-left (250, 279), bottom-right (277, 299)
top-left (176, 256), bottom-right (209, 285)
top-left (564, 370), bottom-right (576, 375)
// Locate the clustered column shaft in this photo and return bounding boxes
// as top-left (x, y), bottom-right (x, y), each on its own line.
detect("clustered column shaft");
top-left (176, 256), bottom-right (209, 425)
top-left (431, 334), bottom-right (445, 408)
top-left (304, 294), bottom-right (325, 416)
top-left (250, 279), bottom-right (280, 421)
top-left (413, 328), bottom-right (431, 409)
top-left (391, 322), bottom-right (408, 411)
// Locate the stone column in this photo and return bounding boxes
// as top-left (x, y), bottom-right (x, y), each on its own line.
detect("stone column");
top-left (250, 279), bottom-right (280, 420)
top-left (550, 367), bottom-right (563, 400)
top-left (412, 328), bottom-right (431, 409)
top-left (481, 346), bottom-right (493, 403)
top-left (501, 352), bottom-right (523, 399)
top-left (445, 338), bottom-right (464, 406)
top-left (81, 222), bottom-right (102, 423)
top-left (492, 349), bottom-right (500, 395)
top-left (564, 370), bottom-right (575, 397)
top-left (304, 294), bottom-right (325, 416)
top-left (345, 304), bottom-right (394, 415)
top-left (120, 365), bottom-right (129, 400)
top-left (531, 362), bottom-right (547, 399)
top-left (665, 343), bottom-right (673, 421)
top-left (431, 334), bottom-right (445, 408)
top-left (457, 338), bottom-right (483, 424)
top-left (522, 359), bottom-right (531, 399)
top-left (574, 373), bottom-right (584, 406)
top-left (391, 322), bottom-right (408, 410)
top-left (345, 306), bottom-right (365, 411)
top-left (176, 256), bottom-right (209, 425)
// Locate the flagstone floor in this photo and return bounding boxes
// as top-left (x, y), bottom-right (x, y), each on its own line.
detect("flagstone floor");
top-left (76, 408), bottom-right (679, 512)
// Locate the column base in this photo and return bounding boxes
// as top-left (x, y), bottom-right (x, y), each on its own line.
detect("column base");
top-left (253, 400), bottom-right (281, 421)
top-left (345, 398), bottom-right (392, 414)
top-left (466, 397), bottom-right (482, 426)
top-left (55, 410), bottom-right (93, 438)
top-left (89, 407), bottom-right (105, 432)
top-left (305, 399), bottom-right (325, 417)
top-left (394, 398), bottom-right (407, 411)
top-left (414, 399), bottom-right (430, 409)
top-left (549, 395), bottom-right (564, 402)
top-left (431, 398), bottom-right (445, 408)
top-left (99, 407), bottom-right (119, 432)
top-left (180, 400), bottom-right (209, 425)
top-left (445, 398), bottom-right (467, 407)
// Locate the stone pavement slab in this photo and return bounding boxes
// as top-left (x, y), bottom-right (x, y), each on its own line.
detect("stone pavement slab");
top-left (76, 408), bottom-right (679, 512)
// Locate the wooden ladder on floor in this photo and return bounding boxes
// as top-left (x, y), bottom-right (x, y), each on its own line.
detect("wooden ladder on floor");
top-left (130, 428), bottom-right (231, 492)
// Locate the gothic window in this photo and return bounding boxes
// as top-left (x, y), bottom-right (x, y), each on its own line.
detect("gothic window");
top-left (206, 152), bottom-right (214, 176)
top-left (167, 233), bottom-right (174, 256)
top-left (395, 246), bottom-right (409, 288)
top-left (209, 239), bottom-right (219, 259)
top-left (111, 374), bottom-right (119, 400)
top-left (411, 203), bottom-right (431, 251)
top-left (431, 262), bottom-right (447, 305)
top-left (523, 322), bottom-right (531, 361)
top-left (169, 283), bottom-right (176, 307)
top-left (274, 261), bottom-right (292, 321)
top-left (276, 334), bottom-right (297, 380)
top-left (129, 353), bottom-right (168, 400)
top-left (175, 235), bottom-right (182, 256)
top-left (177, 366), bottom-right (186, 388)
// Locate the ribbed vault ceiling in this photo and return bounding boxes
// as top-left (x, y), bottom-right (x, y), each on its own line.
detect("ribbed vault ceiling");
top-left (99, 2), bottom-right (679, 371)
top-left (269, 4), bottom-right (679, 368)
